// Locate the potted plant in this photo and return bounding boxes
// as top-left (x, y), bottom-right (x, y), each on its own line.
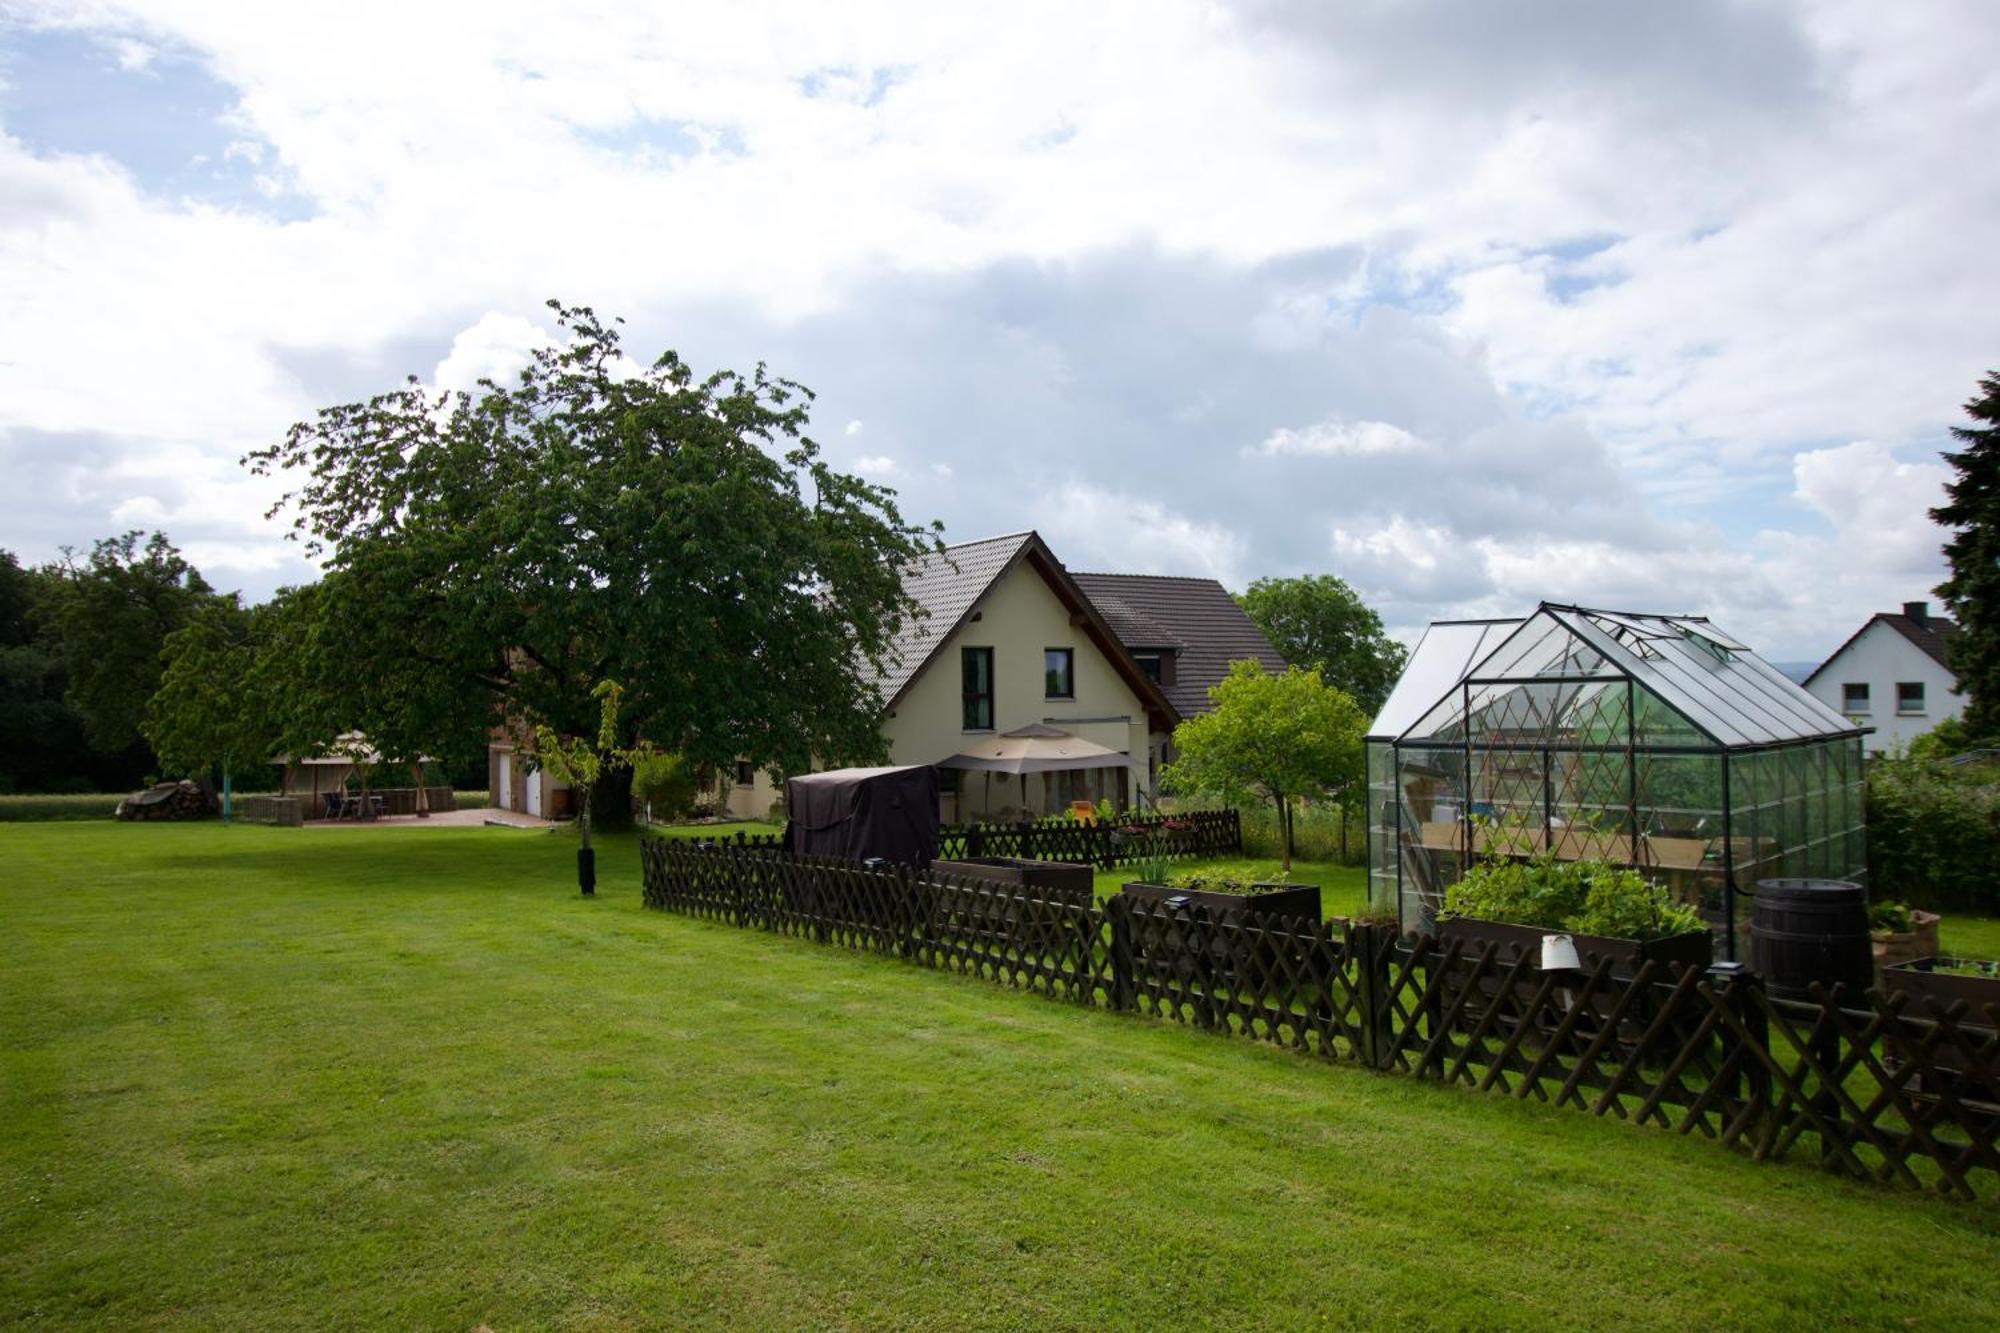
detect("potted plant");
top-left (1869, 899), bottom-right (1942, 976)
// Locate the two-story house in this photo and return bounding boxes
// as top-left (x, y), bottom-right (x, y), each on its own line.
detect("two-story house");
top-left (1803, 601), bottom-right (1963, 754)
top-left (720, 531), bottom-right (1287, 822)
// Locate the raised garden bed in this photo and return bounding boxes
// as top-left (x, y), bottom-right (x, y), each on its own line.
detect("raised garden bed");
top-left (1120, 879), bottom-right (1322, 922)
top-left (1118, 880), bottom-right (1324, 992)
top-left (1438, 916), bottom-right (1713, 978)
top-left (1880, 957), bottom-right (2000, 1114)
top-left (931, 856), bottom-right (1094, 908)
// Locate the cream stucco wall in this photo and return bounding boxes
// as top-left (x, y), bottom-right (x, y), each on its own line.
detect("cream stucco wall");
top-left (883, 558), bottom-right (1152, 818)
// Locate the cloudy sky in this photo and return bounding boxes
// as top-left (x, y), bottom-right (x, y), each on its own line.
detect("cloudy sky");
top-left (2, 1), bottom-right (1994, 662)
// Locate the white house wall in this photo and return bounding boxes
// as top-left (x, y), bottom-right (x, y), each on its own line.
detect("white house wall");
top-left (884, 558), bottom-right (1151, 813)
top-left (1806, 620), bottom-right (1962, 754)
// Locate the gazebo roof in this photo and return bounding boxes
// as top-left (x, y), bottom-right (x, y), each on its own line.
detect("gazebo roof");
top-left (1372, 604), bottom-right (1863, 750)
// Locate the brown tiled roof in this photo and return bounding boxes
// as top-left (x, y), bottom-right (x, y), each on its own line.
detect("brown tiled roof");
top-left (1883, 611), bottom-right (1960, 672)
top-left (1803, 610), bottom-right (1961, 686)
top-left (1070, 572), bottom-right (1289, 716)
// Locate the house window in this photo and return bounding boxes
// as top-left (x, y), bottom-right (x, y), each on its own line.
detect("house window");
top-left (1842, 683), bottom-right (1870, 714)
top-left (1133, 651), bottom-right (1163, 684)
top-left (962, 646), bottom-right (994, 730)
top-left (1897, 682), bottom-right (1926, 715)
top-left (735, 760), bottom-right (755, 785)
top-left (1044, 647), bottom-right (1075, 699)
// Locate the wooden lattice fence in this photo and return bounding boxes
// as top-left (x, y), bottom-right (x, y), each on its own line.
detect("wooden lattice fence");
top-left (693, 808), bottom-right (1243, 868)
top-left (638, 839), bottom-right (2000, 1202)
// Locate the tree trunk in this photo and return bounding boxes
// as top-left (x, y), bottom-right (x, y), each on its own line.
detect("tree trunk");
top-left (591, 766), bottom-right (635, 832)
top-left (1274, 789), bottom-right (1292, 872)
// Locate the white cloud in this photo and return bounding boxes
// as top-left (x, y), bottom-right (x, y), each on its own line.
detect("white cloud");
top-left (1043, 481), bottom-right (1250, 588)
top-left (0, 0), bottom-right (1989, 661)
top-left (851, 453), bottom-right (899, 477)
top-left (1252, 417), bottom-right (1421, 458)
top-left (431, 312), bottom-right (555, 395)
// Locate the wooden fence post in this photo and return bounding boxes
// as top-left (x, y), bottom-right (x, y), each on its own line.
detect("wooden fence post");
top-left (1107, 896), bottom-right (1135, 1012)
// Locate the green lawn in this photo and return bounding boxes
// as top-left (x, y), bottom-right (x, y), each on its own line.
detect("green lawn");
top-left (3, 823), bottom-right (1998, 1330)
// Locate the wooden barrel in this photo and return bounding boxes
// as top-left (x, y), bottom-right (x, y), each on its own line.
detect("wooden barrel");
top-left (1751, 879), bottom-right (1873, 1002)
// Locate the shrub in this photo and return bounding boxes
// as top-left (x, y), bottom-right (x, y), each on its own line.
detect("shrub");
top-left (1867, 754), bottom-right (2000, 913)
top-left (1236, 801), bottom-right (1365, 865)
top-left (1444, 854), bottom-right (1702, 941)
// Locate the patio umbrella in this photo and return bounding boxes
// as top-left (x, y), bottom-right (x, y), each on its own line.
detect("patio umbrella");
top-left (936, 723), bottom-right (1129, 775)
top-left (938, 724), bottom-right (1130, 817)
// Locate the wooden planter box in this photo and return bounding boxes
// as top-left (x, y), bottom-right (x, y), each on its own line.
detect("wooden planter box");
top-left (932, 857), bottom-right (1094, 909)
top-left (1120, 880), bottom-right (1322, 922)
top-left (1872, 910), bottom-right (1942, 978)
top-left (1434, 917), bottom-right (1714, 1062)
top-left (1118, 881), bottom-right (1323, 991)
top-left (1880, 958), bottom-right (2000, 1113)
top-left (1437, 916), bottom-right (1713, 978)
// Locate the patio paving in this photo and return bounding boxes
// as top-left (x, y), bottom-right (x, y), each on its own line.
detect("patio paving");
top-left (302, 808), bottom-right (562, 830)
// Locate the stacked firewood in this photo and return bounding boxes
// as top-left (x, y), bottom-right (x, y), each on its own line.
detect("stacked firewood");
top-left (115, 781), bottom-right (218, 822)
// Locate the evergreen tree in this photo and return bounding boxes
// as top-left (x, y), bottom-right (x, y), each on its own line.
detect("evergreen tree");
top-left (1932, 370), bottom-right (2000, 741)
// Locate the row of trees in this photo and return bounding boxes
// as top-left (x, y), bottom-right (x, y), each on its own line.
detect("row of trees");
top-left (0, 534), bottom-right (217, 793)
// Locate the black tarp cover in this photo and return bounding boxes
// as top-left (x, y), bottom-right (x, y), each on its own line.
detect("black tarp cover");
top-left (782, 765), bottom-right (940, 865)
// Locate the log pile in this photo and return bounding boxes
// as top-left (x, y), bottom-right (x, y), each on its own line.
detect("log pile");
top-left (115, 781), bottom-right (218, 822)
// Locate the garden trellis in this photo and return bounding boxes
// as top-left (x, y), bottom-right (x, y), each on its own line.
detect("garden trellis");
top-left (1366, 604), bottom-right (1868, 952)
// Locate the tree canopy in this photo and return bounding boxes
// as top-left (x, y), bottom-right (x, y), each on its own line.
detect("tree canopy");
top-left (1235, 574), bottom-right (1406, 717)
top-left (1164, 661), bottom-right (1368, 871)
top-left (41, 531), bottom-right (215, 756)
top-left (247, 302), bottom-right (938, 820)
top-left (1932, 369), bottom-right (2000, 741)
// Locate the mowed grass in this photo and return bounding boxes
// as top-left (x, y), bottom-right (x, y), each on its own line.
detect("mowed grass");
top-left (2, 825), bottom-right (1998, 1330)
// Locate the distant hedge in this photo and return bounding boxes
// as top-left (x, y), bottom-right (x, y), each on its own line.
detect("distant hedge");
top-left (1867, 754), bottom-right (2000, 913)
top-left (0, 793), bottom-right (123, 821)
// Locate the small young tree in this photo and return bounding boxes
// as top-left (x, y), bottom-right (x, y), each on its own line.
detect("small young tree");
top-left (530, 680), bottom-right (672, 895)
top-left (1164, 661), bottom-right (1368, 872)
top-left (1933, 369), bottom-right (2000, 741)
top-left (145, 595), bottom-right (273, 803)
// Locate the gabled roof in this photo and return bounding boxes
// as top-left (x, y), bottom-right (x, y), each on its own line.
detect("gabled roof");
top-left (878, 532), bottom-right (1035, 704)
top-left (879, 532), bottom-right (1179, 730)
top-left (1369, 618), bottom-right (1523, 740)
top-left (1376, 603), bottom-right (1862, 749)
top-left (1803, 611), bottom-right (1961, 686)
top-left (1069, 572), bottom-right (1289, 717)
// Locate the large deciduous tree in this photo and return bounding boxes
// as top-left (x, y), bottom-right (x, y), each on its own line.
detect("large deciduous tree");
top-left (247, 302), bottom-right (938, 825)
top-left (1235, 574), bottom-right (1407, 717)
top-left (1933, 370), bottom-right (2000, 741)
top-left (1164, 662), bottom-right (1368, 872)
top-left (43, 531), bottom-right (215, 762)
top-left (145, 594), bottom-right (271, 786)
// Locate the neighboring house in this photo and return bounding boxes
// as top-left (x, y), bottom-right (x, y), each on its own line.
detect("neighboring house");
top-left (730, 531), bottom-right (1178, 822)
top-left (1069, 571), bottom-right (1289, 789)
top-left (487, 731), bottom-right (575, 820)
top-left (1803, 601), bottom-right (1962, 754)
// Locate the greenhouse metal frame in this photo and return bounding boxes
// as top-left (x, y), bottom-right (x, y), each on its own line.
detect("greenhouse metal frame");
top-left (1366, 604), bottom-right (1869, 955)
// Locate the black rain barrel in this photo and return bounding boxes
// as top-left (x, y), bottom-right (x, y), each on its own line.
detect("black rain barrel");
top-left (1751, 878), bottom-right (1872, 1001)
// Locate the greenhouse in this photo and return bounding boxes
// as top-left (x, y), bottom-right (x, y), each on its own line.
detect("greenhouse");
top-left (1366, 604), bottom-right (1868, 955)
